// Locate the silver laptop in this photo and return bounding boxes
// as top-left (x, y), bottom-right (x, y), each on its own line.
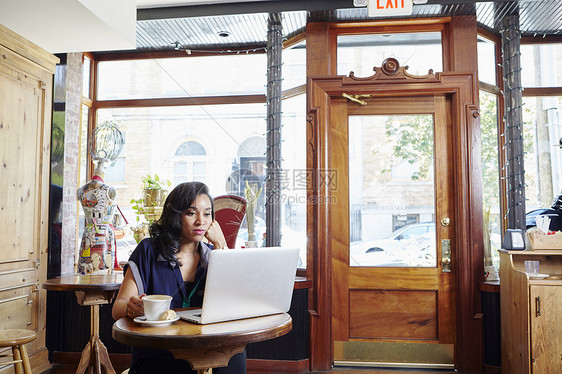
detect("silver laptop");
top-left (177, 246), bottom-right (300, 324)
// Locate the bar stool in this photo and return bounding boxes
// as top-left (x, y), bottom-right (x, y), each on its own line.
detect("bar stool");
top-left (0, 329), bottom-right (36, 374)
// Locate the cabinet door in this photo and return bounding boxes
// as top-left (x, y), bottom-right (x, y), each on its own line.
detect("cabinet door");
top-left (529, 285), bottom-right (562, 373)
top-left (0, 40), bottom-right (52, 365)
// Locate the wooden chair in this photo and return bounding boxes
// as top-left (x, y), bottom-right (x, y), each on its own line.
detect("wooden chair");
top-left (213, 195), bottom-right (246, 249)
top-left (0, 329), bottom-right (36, 374)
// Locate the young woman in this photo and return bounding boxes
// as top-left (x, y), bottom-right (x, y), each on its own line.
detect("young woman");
top-left (112, 182), bottom-right (246, 374)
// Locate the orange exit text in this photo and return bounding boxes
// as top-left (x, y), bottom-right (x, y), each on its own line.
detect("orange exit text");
top-left (376, 0), bottom-right (406, 9)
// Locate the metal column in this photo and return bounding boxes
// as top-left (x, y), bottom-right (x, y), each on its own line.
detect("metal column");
top-left (265, 13), bottom-right (282, 246)
top-left (502, 14), bottom-right (526, 230)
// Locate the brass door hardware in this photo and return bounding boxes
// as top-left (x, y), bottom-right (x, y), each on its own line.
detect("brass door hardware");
top-left (342, 93), bottom-right (370, 106)
top-left (441, 239), bottom-right (452, 272)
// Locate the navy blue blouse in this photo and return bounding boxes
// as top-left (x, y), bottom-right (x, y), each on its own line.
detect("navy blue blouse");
top-left (124, 238), bottom-right (211, 369)
top-left (125, 238), bottom-right (210, 309)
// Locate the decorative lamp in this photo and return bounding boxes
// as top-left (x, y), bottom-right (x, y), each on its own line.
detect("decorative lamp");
top-left (89, 120), bottom-right (125, 175)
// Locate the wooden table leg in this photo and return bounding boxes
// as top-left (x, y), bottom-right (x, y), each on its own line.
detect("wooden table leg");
top-left (93, 335), bottom-right (116, 374)
top-left (75, 304), bottom-right (116, 374)
top-left (75, 338), bottom-right (92, 374)
top-left (170, 345), bottom-right (245, 373)
top-left (93, 337), bottom-right (102, 374)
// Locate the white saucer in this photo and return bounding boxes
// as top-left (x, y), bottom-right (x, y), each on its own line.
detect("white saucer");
top-left (133, 316), bottom-right (180, 326)
top-left (528, 273), bottom-right (549, 280)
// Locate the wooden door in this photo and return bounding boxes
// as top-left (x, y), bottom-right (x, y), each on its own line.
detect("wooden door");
top-left (307, 59), bottom-right (482, 372)
top-left (530, 285), bottom-right (562, 373)
top-left (331, 94), bottom-right (456, 368)
top-left (0, 24), bottom-right (57, 373)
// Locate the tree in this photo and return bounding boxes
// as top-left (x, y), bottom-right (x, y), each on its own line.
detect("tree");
top-left (383, 114), bottom-right (434, 180)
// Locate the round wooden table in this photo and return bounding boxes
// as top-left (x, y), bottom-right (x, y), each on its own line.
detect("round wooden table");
top-left (113, 312), bottom-right (292, 374)
top-left (43, 274), bottom-right (123, 374)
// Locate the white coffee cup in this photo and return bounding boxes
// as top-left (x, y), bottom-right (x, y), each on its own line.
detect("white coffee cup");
top-left (142, 295), bottom-right (172, 321)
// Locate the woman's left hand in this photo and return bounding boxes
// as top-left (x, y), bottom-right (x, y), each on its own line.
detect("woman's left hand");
top-left (205, 220), bottom-right (228, 249)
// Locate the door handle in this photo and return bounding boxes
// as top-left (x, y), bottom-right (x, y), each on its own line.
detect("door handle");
top-left (536, 296), bottom-right (541, 317)
top-left (441, 239), bottom-right (452, 272)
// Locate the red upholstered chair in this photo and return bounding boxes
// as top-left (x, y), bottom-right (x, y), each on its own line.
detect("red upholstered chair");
top-left (213, 195), bottom-right (247, 248)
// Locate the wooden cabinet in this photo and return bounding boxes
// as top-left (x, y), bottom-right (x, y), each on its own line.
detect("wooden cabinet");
top-left (500, 249), bottom-right (562, 374)
top-left (0, 24), bottom-right (58, 373)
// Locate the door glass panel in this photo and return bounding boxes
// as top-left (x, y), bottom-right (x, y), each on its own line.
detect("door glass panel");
top-left (349, 115), bottom-right (436, 267)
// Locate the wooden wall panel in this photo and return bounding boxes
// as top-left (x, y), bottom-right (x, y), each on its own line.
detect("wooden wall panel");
top-left (349, 267), bottom-right (439, 290)
top-left (0, 291), bottom-right (34, 329)
top-left (306, 21), bottom-right (333, 373)
top-left (450, 16), bottom-right (479, 74)
top-left (330, 99), bottom-right (350, 344)
top-left (349, 290), bottom-right (438, 340)
top-left (434, 96), bottom-right (456, 345)
top-left (306, 22), bottom-right (331, 77)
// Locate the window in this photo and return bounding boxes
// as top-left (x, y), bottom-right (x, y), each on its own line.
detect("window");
top-left (480, 90), bottom-right (502, 267)
top-left (104, 133), bottom-right (127, 185)
top-left (97, 54), bottom-right (267, 100)
top-left (337, 32), bottom-right (443, 77)
top-left (523, 96), bottom-right (562, 210)
top-left (521, 44), bottom-right (562, 212)
top-left (173, 140), bottom-right (207, 185)
top-left (521, 44), bottom-right (562, 87)
top-left (280, 94), bottom-right (307, 266)
top-left (477, 35), bottom-right (497, 86)
top-left (477, 32), bottom-right (502, 269)
top-left (282, 39), bottom-right (306, 90)
top-left (96, 103), bottom-right (267, 224)
top-left (82, 56), bottom-right (91, 98)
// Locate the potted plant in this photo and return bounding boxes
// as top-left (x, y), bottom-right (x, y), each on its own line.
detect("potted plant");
top-left (141, 174), bottom-right (171, 207)
top-left (130, 174), bottom-right (171, 242)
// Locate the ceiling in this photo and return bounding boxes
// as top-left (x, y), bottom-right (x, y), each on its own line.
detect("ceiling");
top-left (128, 0), bottom-right (562, 54)
top-left (0, 0), bottom-right (137, 53)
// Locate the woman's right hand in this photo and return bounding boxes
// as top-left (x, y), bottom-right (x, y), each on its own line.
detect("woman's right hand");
top-left (112, 268), bottom-right (143, 320)
top-left (126, 294), bottom-right (146, 318)
top-left (205, 220), bottom-right (227, 249)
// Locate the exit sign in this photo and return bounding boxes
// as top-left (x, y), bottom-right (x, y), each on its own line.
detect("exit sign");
top-left (368, 0), bottom-right (413, 16)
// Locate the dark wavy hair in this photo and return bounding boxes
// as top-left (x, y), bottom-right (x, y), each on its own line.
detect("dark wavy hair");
top-left (149, 182), bottom-right (214, 264)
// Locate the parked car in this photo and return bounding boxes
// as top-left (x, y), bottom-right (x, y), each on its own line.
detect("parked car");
top-left (350, 222), bottom-right (436, 267)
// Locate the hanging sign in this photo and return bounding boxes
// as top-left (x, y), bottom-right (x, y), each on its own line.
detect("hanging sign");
top-left (368, 0), bottom-right (413, 16)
